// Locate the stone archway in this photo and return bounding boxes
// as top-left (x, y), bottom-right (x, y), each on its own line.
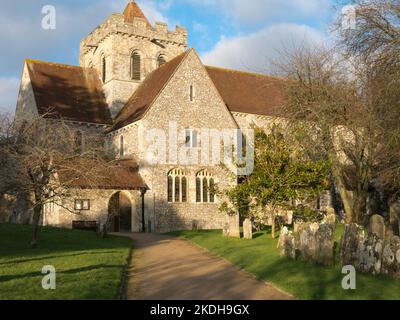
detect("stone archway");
top-left (108, 192), bottom-right (133, 232)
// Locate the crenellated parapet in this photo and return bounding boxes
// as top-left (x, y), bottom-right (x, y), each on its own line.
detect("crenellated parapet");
top-left (80, 13), bottom-right (187, 60)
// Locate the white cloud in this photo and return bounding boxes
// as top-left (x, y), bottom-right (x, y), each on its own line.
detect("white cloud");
top-left (182, 0), bottom-right (331, 24)
top-left (201, 23), bottom-right (326, 73)
top-left (137, 0), bottom-right (170, 25)
top-left (0, 77), bottom-right (19, 114)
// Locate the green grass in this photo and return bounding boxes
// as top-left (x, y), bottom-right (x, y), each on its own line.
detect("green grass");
top-left (0, 224), bottom-right (132, 300)
top-left (169, 225), bottom-right (400, 300)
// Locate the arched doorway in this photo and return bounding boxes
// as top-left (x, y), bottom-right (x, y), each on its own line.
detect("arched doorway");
top-left (108, 192), bottom-right (132, 232)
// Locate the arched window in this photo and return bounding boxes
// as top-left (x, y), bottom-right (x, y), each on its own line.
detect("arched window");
top-left (196, 171), bottom-right (216, 203)
top-left (167, 169), bottom-right (187, 203)
top-left (120, 135), bottom-right (125, 158)
top-left (157, 54), bottom-right (166, 68)
top-left (101, 55), bottom-right (106, 83)
top-left (131, 51), bottom-right (141, 80)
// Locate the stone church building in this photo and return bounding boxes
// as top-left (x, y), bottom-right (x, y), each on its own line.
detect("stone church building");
top-left (14, 1), bottom-right (288, 233)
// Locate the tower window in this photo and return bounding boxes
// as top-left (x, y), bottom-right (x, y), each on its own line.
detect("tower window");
top-left (158, 55), bottom-right (167, 68)
top-left (131, 51), bottom-right (141, 80)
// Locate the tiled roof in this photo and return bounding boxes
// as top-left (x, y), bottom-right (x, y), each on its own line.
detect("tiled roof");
top-left (26, 60), bottom-right (112, 125)
top-left (58, 159), bottom-right (147, 190)
top-left (123, 1), bottom-right (152, 27)
top-left (206, 66), bottom-right (287, 117)
top-left (112, 50), bottom-right (189, 131)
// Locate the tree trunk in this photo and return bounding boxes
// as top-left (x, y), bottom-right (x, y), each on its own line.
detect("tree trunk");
top-left (332, 165), bottom-right (354, 223)
top-left (31, 200), bottom-right (42, 247)
top-left (271, 210), bottom-right (276, 239)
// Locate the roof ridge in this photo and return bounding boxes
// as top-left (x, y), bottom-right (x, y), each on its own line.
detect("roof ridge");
top-left (205, 65), bottom-right (287, 81)
top-left (25, 59), bottom-right (89, 70)
top-left (112, 49), bottom-right (191, 125)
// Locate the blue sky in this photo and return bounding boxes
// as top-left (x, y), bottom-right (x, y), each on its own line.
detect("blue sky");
top-left (0, 0), bottom-right (340, 113)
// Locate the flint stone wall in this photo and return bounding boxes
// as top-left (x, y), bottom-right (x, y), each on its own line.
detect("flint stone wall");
top-left (340, 215), bottom-right (400, 278)
top-left (279, 214), bottom-right (336, 265)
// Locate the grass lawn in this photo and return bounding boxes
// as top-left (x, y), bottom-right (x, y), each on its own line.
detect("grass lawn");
top-left (169, 225), bottom-right (400, 300)
top-left (0, 224), bottom-right (132, 300)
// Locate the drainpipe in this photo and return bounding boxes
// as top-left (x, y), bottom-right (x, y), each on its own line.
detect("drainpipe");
top-left (141, 189), bottom-right (146, 233)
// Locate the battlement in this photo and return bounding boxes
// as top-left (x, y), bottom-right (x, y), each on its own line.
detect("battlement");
top-left (80, 13), bottom-right (187, 57)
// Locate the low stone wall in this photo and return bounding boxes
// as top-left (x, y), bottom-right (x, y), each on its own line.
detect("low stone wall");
top-left (340, 215), bottom-right (400, 278)
top-left (278, 214), bottom-right (336, 266)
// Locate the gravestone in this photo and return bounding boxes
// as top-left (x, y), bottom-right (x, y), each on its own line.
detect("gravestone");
top-left (278, 227), bottom-right (295, 259)
top-left (340, 223), bottom-right (365, 266)
top-left (223, 213), bottom-right (240, 238)
top-left (369, 215), bottom-right (386, 239)
top-left (382, 235), bottom-right (400, 276)
top-left (243, 218), bottom-right (253, 240)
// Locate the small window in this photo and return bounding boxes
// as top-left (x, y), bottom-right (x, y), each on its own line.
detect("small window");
top-left (158, 55), bottom-right (167, 68)
top-left (189, 85), bottom-right (194, 102)
top-left (185, 129), bottom-right (198, 148)
top-left (131, 51), bottom-right (141, 80)
top-left (74, 130), bottom-right (83, 153)
top-left (120, 135), bottom-right (125, 158)
top-left (75, 199), bottom-right (90, 211)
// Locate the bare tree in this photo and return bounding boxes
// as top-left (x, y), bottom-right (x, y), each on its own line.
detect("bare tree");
top-left (276, 0), bottom-right (400, 225)
top-left (0, 114), bottom-right (113, 246)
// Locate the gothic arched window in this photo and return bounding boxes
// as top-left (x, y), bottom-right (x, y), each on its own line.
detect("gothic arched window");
top-left (196, 171), bottom-right (216, 203)
top-left (131, 51), bottom-right (141, 80)
top-left (168, 169), bottom-right (187, 203)
top-left (157, 54), bottom-right (167, 68)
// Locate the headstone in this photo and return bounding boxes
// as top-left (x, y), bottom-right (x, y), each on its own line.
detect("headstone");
top-left (382, 236), bottom-right (400, 276)
top-left (315, 221), bottom-right (336, 265)
top-left (222, 213), bottom-right (240, 238)
top-left (243, 218), bottom-right (253, 240)
top-left (340, 223), bottom-right (365, 266)
top-left (369, 215), bottom-right (386, 239)
top-left (278, 227), bottom-right (295, 259)
top-left (358, 233), bottom-right (383, 274)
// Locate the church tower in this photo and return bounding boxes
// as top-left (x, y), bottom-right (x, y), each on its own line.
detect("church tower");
top-left (79, 1), bottom-right (187, 118)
